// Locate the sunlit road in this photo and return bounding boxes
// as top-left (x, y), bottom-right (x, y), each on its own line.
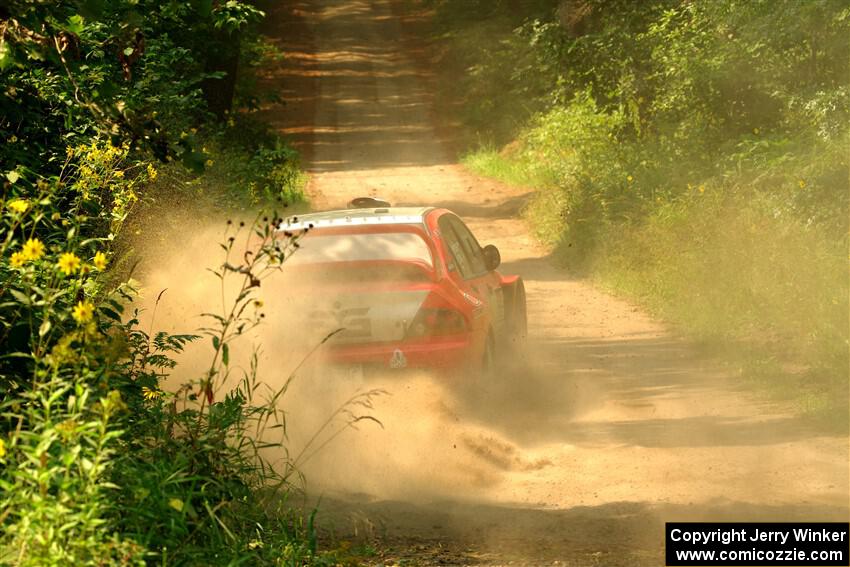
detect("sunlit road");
top-left (258, 0), bottom-right (849, 563)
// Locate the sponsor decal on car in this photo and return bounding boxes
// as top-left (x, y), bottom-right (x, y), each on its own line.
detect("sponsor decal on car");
top-left (389, 349), bottom-right (408, 369)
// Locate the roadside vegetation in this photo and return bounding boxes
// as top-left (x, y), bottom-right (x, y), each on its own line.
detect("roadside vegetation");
top-left (431, 0), bottom-right (849, 422)
top-left (0, 1), bottom-right (339, 564)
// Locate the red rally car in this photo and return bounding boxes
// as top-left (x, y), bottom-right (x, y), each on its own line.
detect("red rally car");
top-left (278, 198), bottom-right (527, 374)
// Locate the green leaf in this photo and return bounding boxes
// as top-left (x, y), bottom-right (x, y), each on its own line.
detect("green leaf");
top-left (66, 14), bottom-right (86, 34)
top-left (0, 41), bottom-right (14, 71)
top-left (100, 307), bottom-right (121, 321)
top-left (212, 336), bottom-right (220, 350)
top-left (222, 343), bottom-right (229, 365)
top-left (9, 289), bottom-right (30, 305)
top-left (38, 319), bottom-right (51, 338)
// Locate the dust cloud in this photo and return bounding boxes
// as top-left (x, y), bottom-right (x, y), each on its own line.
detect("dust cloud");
top-left (127, 205), bottom-right (848, 565)
top-left (124, 198), bottom-right (848, 563)
top-left (129, 211), bottom-right (564, 507)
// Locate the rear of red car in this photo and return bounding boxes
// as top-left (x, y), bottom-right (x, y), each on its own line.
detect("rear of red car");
top-left (279, 215), bottom-right (486, 373)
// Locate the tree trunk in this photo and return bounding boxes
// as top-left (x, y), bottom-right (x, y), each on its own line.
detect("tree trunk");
top-left (202, 30), bottom-right (241, 119)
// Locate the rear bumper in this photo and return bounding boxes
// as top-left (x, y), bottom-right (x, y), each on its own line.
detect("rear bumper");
top-left (324, 335), bottom-right (474, 370)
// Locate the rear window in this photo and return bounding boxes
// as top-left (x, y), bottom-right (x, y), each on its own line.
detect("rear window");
top-left (287, 232), bottom-right (433, 266)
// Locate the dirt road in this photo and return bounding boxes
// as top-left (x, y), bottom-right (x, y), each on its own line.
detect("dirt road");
top-left (259, 0), bottom-right (849, 564)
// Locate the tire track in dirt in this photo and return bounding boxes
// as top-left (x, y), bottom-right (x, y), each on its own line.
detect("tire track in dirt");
top-left (259, 1), bottom-right (849, 564)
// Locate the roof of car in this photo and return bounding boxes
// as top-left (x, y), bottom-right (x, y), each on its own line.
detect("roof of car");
top-left (279, 206), bottom-right (434, 231)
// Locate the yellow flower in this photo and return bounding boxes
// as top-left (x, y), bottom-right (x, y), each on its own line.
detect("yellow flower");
top-left (168, 498), bottom-right (184, 512)
top-left (753, 128), bottom-right (760, 135)
top-left (72, 300), bottom-right (95, 324)
top-left (798, 179), bottom-right (806, 189)
top-left (7, 199), bottom-right (28, 214)
top-left (699, 185), bottom-right (705, 194)
top-left (253, 299), bottom-right (264, 308)
top-left (0, 437), bottom-right (5, 459)
top-left (114, 169), bottom-right (124, 178)
top-left (10, 251), bottom-right (27, 267)
top-left (205, 159), bottom-right (214, 168)
top-left (93, 251), bottom-right (108, 271)
top-left (142, 387), bottom-right (161, 400)
top-left (626, 175), bottom-right (634, 183)
top-left (22, 238), bottom-right (45, 261)
top-left (147, 163), bottom-right (158, 181)
top-left (57, 252), bottom-right (81, 275)
top-left (9, 135), bottom-right (17, 143)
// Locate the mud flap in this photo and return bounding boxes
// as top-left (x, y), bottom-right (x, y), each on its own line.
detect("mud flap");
top-left (501, 278), bottom-right (528, 355)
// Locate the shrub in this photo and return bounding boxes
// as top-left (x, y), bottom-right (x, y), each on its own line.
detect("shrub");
top-left (0, 156), bottom-right (147, 564)
top-left (1, 1), bottom-right (319, 562)
top-left (449, 0), bottom-right (849, 419)
top-left (0, 162), bottom-right (327, 562)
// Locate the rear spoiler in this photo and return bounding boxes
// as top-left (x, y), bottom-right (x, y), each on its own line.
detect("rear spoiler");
top-left (348, 197), bottom-right (391, 209)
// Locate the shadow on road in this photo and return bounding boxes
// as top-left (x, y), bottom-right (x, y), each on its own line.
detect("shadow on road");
top-left (445, 335), bottom-right (831, 449)
top-left (310, 495), bottom-right (848, 566)
top-left (259, 0), bottom-right (454, 173)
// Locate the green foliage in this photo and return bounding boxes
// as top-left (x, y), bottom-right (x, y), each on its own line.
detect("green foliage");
top-left (1, 1), bottom-right (319, 563)
top-left (0, 158), bottom-right (148, 563)
top-left (2, 379), bottom-right (145, 566)
top-left (135, 114), bottom-right (306, 220)
top-left (213, 0), bottom-right (266, 33)
top-left (448, 0), bottom-right (849, 419)
top-left (103, 216), bottom-right (318, 564)
top-left (250, 139), bottom-right (309, 204)
top-left (0, 162), bottom-right (323, 563)
top-left (432, 14), bottom-right (553, 144)
top-left (0, 0), bottom-right (274, 176)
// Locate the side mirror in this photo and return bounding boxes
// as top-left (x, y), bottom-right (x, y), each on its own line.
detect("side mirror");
top-left (483, 244), bottom-right (501, 271)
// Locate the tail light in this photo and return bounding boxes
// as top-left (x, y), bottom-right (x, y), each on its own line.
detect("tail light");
top-left (406, 307), bottom-right (467, 338)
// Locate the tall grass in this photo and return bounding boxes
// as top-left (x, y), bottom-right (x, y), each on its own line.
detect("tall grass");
top-left (438, 0), bottom-right (849, 423)
top-left (465, 131), bottom-right (848, 422)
